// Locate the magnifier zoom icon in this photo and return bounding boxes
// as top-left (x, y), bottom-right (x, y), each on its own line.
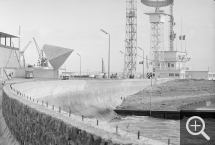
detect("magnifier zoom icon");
top-left (186, 116), bottom-right (210, 141)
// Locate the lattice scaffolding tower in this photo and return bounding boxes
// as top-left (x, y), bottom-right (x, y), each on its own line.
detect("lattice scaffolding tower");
top-left (149, 11), bottom-right (166, 71)
top-left (142, 0), bottom-right (174, 71)
top-left (124, 0), bottom-right (137, 77)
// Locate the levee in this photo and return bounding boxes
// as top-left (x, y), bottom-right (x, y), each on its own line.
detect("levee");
top-left (12, 78), bottom-right (171, 120)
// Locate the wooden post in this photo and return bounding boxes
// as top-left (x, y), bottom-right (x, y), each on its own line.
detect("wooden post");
top-left (116, 126), bottom-right (118, 134)
top-left (69, 111), bottom-right (71, 117)
top-left (168, 139), bottom-right (170, 145)
top-left (82, 115), bottom-right (84, 121)
top-left (138, 131), bottom-right (140, 139)
top-left (52, 105), bottom-right (54, 110)
top-left (97, 120), bottom-right (98, 126)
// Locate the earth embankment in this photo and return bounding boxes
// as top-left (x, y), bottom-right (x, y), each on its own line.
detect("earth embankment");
top-left (116, 79), bottom-right (215, 111)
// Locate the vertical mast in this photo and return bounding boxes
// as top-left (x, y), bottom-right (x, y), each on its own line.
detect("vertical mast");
top-left (19, 26), bottom-right (21, 51)
top-left (169, 2), bottom-right (174, 51)
top-left (125, 0), bottom-right (137, 77)
top-left (181, 17), bottom-right (182, 52)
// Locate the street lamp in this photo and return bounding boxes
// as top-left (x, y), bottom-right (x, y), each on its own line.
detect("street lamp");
top-left (138, 47), bottom-right (144, 79)
top-left (100, 29), bottom-right (110, 79)
top-left (77, 53), bottom-right (81, 79)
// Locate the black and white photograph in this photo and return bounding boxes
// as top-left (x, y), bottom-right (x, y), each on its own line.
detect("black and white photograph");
top-left (0, 0), bottom-right (215, 144)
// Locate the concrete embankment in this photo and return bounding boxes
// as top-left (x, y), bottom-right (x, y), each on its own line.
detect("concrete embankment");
top-left (2, 78), bottom-right (172, 144)
top-left (3, 85), bottom-right (149, 144)
top-left (12, 79), bottom-right (171, 120)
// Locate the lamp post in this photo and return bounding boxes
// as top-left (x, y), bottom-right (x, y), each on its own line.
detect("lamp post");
top-left (77, 53), bottom-right (81, 79)
top-left (100, 29), bottom-right (110, 79)
top-left (138, 47), bottom-right (144, 79)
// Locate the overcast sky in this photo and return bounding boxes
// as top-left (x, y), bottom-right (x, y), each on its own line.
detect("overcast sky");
top-left (1, 0), bottom-right (215, 73)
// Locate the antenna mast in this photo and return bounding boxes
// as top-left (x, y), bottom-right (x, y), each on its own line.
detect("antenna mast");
top-left (124, 0), bottom-right (137, 78)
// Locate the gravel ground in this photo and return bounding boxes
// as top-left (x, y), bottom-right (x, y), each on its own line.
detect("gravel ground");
top-left (116, 79), bottom-right (215, 111)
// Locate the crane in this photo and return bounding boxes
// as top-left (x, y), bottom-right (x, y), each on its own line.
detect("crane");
top-left (33, 37), bottom-right (48, 67)
top-left (20, 41), bottom-right (31, 67)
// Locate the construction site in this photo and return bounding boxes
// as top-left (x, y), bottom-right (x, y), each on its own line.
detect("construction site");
top-left (0, 0), bottom-right (215, 145)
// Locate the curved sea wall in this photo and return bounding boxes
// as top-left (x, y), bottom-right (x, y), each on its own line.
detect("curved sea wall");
top-left (11, 79), bottom-right (171, 120)
top-left (3, 85), bottom-right (146, 144)
top-left (2, 79), bottom-right (172, 144)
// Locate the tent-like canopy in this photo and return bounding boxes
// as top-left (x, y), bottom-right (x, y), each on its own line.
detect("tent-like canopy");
top-left (43, 44), bottom-right (73, 70)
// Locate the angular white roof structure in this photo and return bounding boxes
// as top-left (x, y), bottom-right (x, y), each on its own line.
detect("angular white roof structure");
top-left (43, 44), bottom-right (73, 69)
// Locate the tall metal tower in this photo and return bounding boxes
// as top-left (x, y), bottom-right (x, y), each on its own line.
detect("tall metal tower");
top-left (149, 15), bottom-right (166, 70)
top-left (141, 0), bottom-right (173, 71)
top-left (124, 0), bottom-right (137, 77)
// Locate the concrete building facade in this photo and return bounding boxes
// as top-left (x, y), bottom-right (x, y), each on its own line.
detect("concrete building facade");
top-left (154, 51), bottom-right (189, 79)
top-left (0, 32), bottom-right (20, 80)
top-left (15, 67), bottom-right (66, 79)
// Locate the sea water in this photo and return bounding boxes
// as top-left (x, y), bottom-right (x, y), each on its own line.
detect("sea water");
top-left (109, 116), bottom-right (180, 145)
